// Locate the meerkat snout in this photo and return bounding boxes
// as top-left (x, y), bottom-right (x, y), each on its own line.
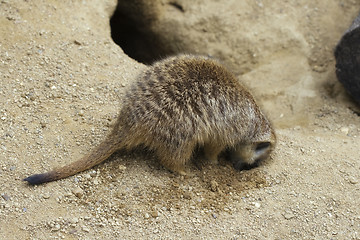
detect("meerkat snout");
top-left (230, 127), bottom-right (276, 171)
top-left (230, 141), bottom-right (273, 170)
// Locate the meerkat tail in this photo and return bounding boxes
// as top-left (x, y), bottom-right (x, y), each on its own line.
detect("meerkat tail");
top-left (23, 135), bottom-right (120, 185)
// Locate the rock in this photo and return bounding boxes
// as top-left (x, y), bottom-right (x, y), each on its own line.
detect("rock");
top-left (335, 13), bottom-right (360, 104)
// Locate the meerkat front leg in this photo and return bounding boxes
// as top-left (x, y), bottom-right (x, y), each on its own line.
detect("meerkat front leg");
top-left (156, 145), bottom-right (194, 176)
top-left (203, 142), bottom-right (224, 165)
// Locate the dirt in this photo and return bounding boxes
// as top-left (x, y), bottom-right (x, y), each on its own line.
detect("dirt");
top-left (1, 0), bottom-right (360, 239)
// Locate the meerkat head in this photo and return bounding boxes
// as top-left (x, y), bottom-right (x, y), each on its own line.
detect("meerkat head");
top-left (230, 127), bottom-right (276, 171)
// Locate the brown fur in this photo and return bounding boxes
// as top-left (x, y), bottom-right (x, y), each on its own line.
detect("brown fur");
top-left (24, 55), bottom-right (275, 185)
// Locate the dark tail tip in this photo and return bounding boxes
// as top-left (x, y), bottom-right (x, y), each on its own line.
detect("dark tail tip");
top-left (23, 172), bottom-right (54, 185)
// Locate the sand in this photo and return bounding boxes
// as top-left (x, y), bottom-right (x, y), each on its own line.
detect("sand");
top-left (1, 0), bottom-right (360, 239)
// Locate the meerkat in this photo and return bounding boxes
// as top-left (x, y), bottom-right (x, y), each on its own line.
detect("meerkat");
top-left (24, 54), bottom-right (276, 185)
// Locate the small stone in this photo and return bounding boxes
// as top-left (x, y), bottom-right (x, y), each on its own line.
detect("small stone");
top-left (183, 192), bottom-right (191, 200)
top-left (252, 202), bottom-right (261, 208)
top-left (210, 180), bottom-right (219, 192)
top-left (70, 217), bottom-right (79, 224)
top-left (151, 210), bottom-right (159, 218)
top-left (294, 126), bottom-right (301, 130)
top-left (340, 127), bottom-right (349, 135)
top-left (64, 192), bottom-right (73, 197)
top-left (84, 174), bottom-right (92, 179)
top-left (82, 225), bottom-right (90, 232)
top-left (118, 165), bottom-right (126, 172)
top-left (72, 187), bottom-right (84, 198)
top-left (211, 213), bottom-right (217, 219)
top-left (51, 224), bottom-right (61, 232)
top-left (43, 193), bottom-right (50, 199)
top-left (144, 213), bottom-right (150, 219)
top-left (1, 194), bottom-right (10, 201)
top-left (348, 176), bottom-right (358, 184)
top-left (283, 212), bottom-right (295, 220)
top-left (74, 40), bottom-right (82, 45)
top-left (40, 121), bottom-right (47, 128)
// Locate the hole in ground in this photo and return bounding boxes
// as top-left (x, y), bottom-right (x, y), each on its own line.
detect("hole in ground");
top-left (110, 1), bottom-right (179, 64)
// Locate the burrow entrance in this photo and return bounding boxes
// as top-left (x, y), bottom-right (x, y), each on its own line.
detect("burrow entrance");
top-left (110, 1), bottom-right (182, 64)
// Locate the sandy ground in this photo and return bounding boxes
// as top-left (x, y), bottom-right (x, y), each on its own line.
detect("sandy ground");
top-left (1, 0), bottom-right (360, 239)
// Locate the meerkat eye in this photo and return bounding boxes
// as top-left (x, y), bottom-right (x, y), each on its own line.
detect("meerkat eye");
top-left (255, 142), bottom-right (271, 152)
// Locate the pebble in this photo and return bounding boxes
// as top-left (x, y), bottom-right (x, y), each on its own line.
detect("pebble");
top-left (348, 176), bottom-right (358, 184)
top-left (42, 193), bottom-right (50, 199)
top-left (84, 174), bottom-right (92, 179)
top-left (183, 192), bottom-right (192, 200)
top-left (283, 212), bottom-right (295, 220)
top-left (70, 217), bottom-right (79, 224)
top-left (151, 210), bottom-right (159, 218)
top-left (51, 224), bottom-right (61, 232)
top-left (340, 127), bottom-right (349, 135)
top-left (89, 171), bottom-right (97, 177)
top-left (118, 165), bottom-right (126, 172)
top-left (64, 192), bottom-right (73, 197)
top-left (210, 180), bottom-right (219, 192)
top-left (82, 225), bottom-right (90, 232)
top-left (40, 121), bottom-right (47, 128)
top-left (144, 213), bottom-right (150, 219)
top-left (72, 187), bottom-right (84, 198)
top-left (252, 202), bottom-right (261, 208)
top-left (1, 194), bottom-right (10, 201)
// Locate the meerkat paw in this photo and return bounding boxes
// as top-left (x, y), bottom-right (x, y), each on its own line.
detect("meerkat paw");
top-left (208, 157), bottom-right (219, 165)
